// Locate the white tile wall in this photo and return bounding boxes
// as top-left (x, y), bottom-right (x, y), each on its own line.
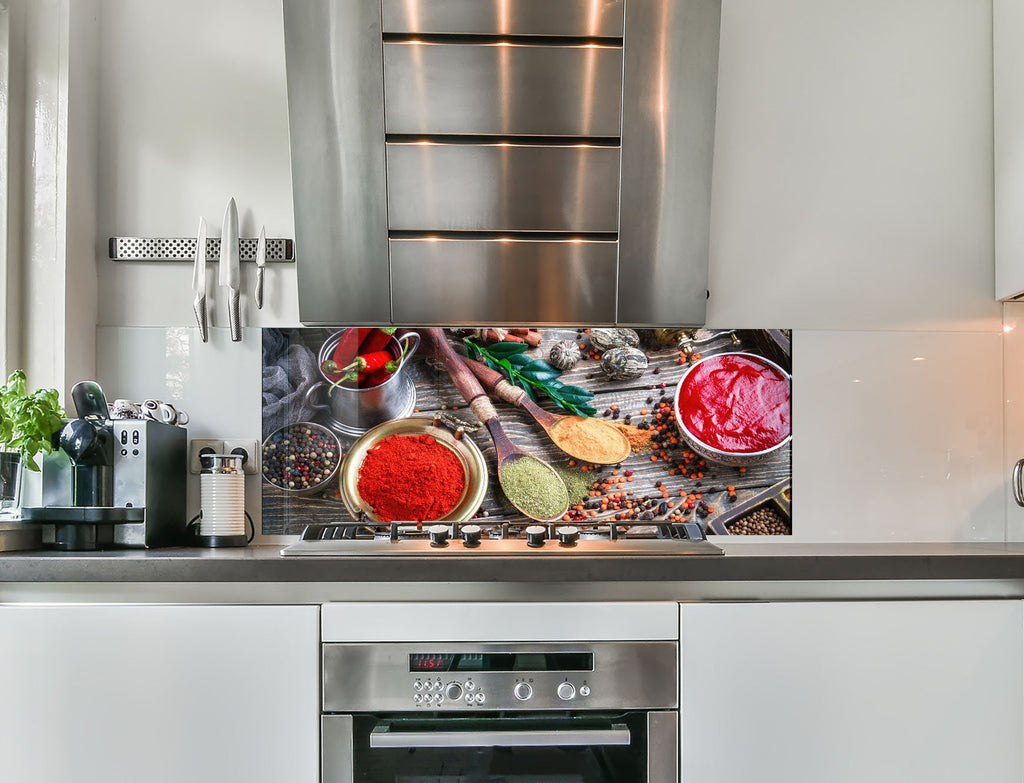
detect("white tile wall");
top-left (88, 0), bottom-right (1011, 543)
top-left (95, 327), bottom-right (266, 537)
top-left (1002, 303), bottom-right (1024, 541)
top-left (793, 330), bottom-right (1005, 541)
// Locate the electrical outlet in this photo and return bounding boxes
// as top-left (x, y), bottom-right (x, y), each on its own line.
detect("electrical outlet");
top-left (223, 438), bottom-right (261, 475)
top-left (189, 439), bottom-right (224, 474)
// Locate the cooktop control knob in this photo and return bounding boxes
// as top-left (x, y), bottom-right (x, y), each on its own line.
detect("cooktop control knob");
top-left (557, 682), bottom-right (576, 701)
top-left (513, 682), bottom-right (533, 701)
top-left (525, 525), bottom-right (547, 548)
top-left (556, 525), bottom-right (579, 546)
top-left (461, 524), bottom-right (482, 548)
top-left (428, 524), bottom-right (450, 547)
top-left (445, 682), bottom-right (463, 701)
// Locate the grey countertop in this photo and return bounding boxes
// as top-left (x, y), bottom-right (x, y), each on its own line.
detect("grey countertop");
top-left (2, 542), bottom-right (1023, 590)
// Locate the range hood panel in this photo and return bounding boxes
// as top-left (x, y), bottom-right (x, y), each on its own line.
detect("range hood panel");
top-left (284, 0), bottom-right (720, 327)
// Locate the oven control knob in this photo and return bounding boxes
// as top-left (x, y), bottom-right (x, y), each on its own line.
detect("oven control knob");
top-left (514, 682), bottom-right (533, 701)
top-left (557, 682), bottom-right (576, 701)
top-left (525, 525), bottom-right (547, 548)
top-left (579, 685), bottom-right (591, 697)
top-left (445, 682), bottom-right (463, 701)
top-left (461, 524), bottom-right (482, 548)
top-left (428, 524), bottom-right (450, 547)
top-left (556, 525), bottom-right (579, 546)
top-left (465, 680), bottom-right (475, 691)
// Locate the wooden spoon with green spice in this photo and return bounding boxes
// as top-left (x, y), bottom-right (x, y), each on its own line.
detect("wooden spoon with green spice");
top-left (462, 356), bottom-right (631, 465)
top-left (426, 328), bottom-right (569, 522)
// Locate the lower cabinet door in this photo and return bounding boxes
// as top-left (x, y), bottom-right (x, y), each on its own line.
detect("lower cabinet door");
top-left (0, 604), bottom-right (319, 783)
top-left (680, 600), bottom-right (1023, 783)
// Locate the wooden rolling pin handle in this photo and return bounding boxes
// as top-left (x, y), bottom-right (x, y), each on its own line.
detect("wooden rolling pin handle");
top-left (425, 327), bottom-right (490, 413)
top-left (462, 356), bottom-right (529, 406)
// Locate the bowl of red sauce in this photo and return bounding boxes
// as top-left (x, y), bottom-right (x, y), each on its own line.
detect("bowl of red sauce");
top-left (673, 352), bottom-right (791, 466)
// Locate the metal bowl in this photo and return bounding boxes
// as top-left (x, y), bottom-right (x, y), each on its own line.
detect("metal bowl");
top-left (673, 352), bottom-right (792, 467)
top-left (340, 416), bottom-right (488, 523)
top-left (261, 421), bottom-right (343, 496)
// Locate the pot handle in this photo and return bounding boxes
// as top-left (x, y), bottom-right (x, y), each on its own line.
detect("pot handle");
top-left (304, 382), bottom-right (329, 412)
top-left (1013, 458), bottom-right (1024, 507)
top-left (395, 331), bottom-right (421, 372)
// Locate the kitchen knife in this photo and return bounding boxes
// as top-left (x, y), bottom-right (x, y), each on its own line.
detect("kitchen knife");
top-left (192, 216), bottom-right (209, 342)
top-left (254, 224), bottom-right (266, 310)
top-left (219, 197), bottom-right (241, 341)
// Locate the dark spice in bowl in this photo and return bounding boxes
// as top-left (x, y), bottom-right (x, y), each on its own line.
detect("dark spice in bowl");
top-left (357, 433), bottom-right (466, 522)
top-left (262, 422), bottom-right (340, 493)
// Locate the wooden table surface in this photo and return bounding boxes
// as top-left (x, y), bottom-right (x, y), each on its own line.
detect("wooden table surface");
top-left (262, 328), bottom-right (791, 536)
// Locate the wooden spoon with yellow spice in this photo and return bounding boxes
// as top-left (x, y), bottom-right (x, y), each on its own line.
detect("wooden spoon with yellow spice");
top-left (426, 328), bottom-right (569, 522)
top-left (461, 356), bottom-right (631, 465)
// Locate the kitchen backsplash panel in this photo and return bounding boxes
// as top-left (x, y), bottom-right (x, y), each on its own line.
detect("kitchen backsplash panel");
top-left (261, 328), bottom-right (793, 537)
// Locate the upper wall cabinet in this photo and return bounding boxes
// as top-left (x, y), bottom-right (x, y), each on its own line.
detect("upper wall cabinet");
top-left (996, 0), bottom-right (1024, 300)
top-left (283, 0), bottom-right (721, 326)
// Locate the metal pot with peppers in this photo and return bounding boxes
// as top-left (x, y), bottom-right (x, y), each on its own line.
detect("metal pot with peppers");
top-left (305, 328), bottom-right (421, 436)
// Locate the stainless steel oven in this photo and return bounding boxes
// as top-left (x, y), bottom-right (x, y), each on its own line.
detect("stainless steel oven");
top-left (321, 641), bottom-right (678, 782)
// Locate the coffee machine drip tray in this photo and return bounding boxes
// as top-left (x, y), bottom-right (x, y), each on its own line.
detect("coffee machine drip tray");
top-left (20, 506), bottom-right (147, 551)
top-left (22, 507), bottom-right (145, 523)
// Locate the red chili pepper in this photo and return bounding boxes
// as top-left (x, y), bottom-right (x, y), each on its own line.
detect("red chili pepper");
top-left (357, 327), bottom-right (397, 356)
top-left (330, 328), bottom-right (373, 374)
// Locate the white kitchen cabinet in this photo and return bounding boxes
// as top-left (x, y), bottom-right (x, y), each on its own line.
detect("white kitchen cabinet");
top-left (996, 0), bottom-right (1024, 300)
top-left (0, 604), bottom-right (319, 783)
top-left (680, 601), bottom-right (1023, 783)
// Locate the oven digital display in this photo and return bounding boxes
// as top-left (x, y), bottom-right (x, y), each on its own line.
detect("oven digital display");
top-left (409, 652), bottom-right (594, 673)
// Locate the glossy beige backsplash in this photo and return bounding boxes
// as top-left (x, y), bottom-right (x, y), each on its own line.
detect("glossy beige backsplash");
top-left (93, 323), bottom-right (1015, 544)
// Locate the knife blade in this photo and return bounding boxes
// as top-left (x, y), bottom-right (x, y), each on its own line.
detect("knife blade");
top-left (219, 197), bottom-right (241, 341)
top-left (192, 217), bottom-right (209, 342)
top-left (254, 224), bottom-right (266, 310)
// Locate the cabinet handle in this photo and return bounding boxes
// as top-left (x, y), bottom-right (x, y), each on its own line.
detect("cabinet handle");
top-left (1013, 458), bottom-right (1024, 507)
top-left (369, 723), bottom-right (630, 749)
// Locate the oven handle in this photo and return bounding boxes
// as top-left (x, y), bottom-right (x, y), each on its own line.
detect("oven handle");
top-left (369, 723), bottom-right (631, 749)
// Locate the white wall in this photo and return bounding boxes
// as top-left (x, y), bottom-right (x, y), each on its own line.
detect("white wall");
top-left (90, 0), bottom-right (1007, 542)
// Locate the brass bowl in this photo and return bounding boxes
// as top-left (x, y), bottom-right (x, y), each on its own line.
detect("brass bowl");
top-left (340, 416), bottom-right (488, 523)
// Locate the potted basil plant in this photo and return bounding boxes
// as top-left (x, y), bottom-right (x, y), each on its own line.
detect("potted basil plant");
top-left (0, 370), bottom-right (65, 514)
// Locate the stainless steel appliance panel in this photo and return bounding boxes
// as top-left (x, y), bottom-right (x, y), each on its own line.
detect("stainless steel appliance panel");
top-left (617, 0), bottom-right (721, 325)
top-left (381, 0), bottom-right (625, 37)
top-left (322, 641), bottom-right (678, 712)
top-left (321, 715), bottom-right (354, 783)
top-left (647, 712), bottom-right (679, 783)
top-left (386, 143), bottom-right (621, 231)
top-left (284, 0), bottom-right (392, 325)
top-left (383, 42), bottom-right (623, 137)
top-left (389, 238), bottom-right (617, 325)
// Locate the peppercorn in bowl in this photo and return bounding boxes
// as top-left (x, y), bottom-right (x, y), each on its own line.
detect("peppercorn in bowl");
top-left (262, 421), bottom-right (342, 496)
top-left (340, 416), bottom-right (488, 523)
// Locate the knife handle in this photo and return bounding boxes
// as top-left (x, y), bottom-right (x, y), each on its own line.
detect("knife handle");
top-left (254, 267), bottom-right (265, 310)
top-left (193, 296), bottom-right (209, 343)
top-left (229, 289), bottom-right (241, 342)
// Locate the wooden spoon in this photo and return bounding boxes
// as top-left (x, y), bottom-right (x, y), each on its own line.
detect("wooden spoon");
top-left (461, 356), bottom-right (631, 465)
top-left (426, 328), bottom-right (568, 522)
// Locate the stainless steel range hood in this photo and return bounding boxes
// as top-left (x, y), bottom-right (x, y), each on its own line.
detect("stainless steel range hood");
top-left (284, 0), bottom-right (721, 327)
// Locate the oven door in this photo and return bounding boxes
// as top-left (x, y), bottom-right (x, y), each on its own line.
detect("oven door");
top-left (323, 711), bottom-right (677, 783)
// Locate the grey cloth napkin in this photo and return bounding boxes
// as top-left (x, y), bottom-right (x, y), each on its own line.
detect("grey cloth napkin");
top-left (261, 329), bottom-right (321, 437)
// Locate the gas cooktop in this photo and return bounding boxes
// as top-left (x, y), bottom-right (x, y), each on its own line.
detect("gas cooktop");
top-left (280, 520), bottom-right (723, 556)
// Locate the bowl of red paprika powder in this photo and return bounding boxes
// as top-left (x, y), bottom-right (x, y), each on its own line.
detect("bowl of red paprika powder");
top-left (673, 352), bottom-right (792, 466)
top-left (340, 416), bottom-right (488, 523)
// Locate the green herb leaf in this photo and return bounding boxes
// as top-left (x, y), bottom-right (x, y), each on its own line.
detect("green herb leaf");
top-left (485, 341), bottom-right (531, 359)
top-left (463, 338), bottom-right (594, 417)
top-left (0, 370), bottom-right (65, 471)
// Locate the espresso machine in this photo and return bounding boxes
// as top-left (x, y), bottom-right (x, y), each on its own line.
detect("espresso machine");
top-left (22, 381), bottom-right (187, 550)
